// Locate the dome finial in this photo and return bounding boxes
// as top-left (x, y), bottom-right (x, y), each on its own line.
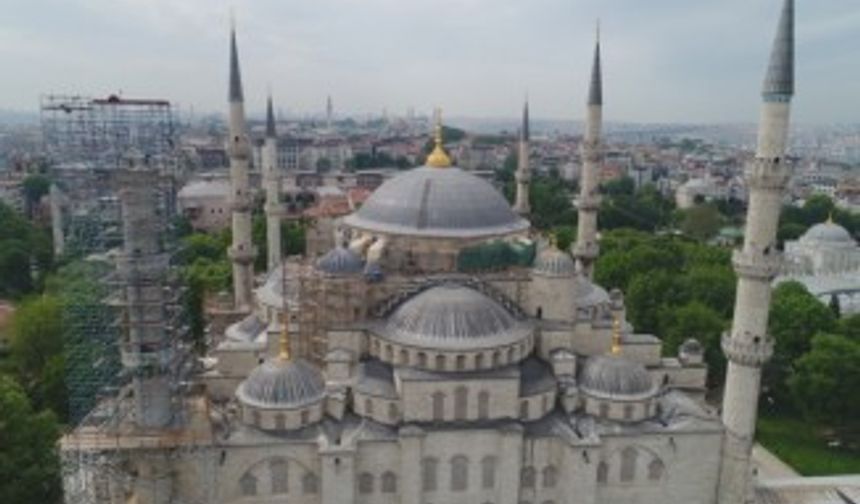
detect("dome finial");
top-left (427, 107), bottom-right (452, 168)
top-left (611, 313), bottom-right (622, 355)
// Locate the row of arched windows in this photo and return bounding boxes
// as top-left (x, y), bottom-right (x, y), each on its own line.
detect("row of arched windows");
top-left (369, 337), bottom-right (530, 371)
top-left (357, 471), bottom-right (397, 494)
top-left (421, 455), bottom-right (498, 492)
top-left (430, 387), bottom-right (491, 421)
top-left (520, 465), bottom-right (558, 489)
top-left (239, 463), bottom-right (319, 497)
top-left (596, 447), bottom-right (665, 484)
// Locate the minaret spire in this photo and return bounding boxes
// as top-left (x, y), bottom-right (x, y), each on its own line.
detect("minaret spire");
top-left (513, 97), bottom-right (531, 215)
top-left (718, 2), bottom-right (794, 503)
top-left (573, 22), bottom-right (604, 278)
top-left (226, 20), bottom-right (256, 311)
top-left (263, 92), bottom-right (283, 272)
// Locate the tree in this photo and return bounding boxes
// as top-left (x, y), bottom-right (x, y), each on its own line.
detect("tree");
top-left (552, 226), bottom-right (576, 251)
top-left (683, 265), bottom-right (736, 317)
top-left (21, 175), bottom-right (50, 219)
top-left (679, 204), bottom-right (723, 241)
top-left (626, 270), bottom-right (686, 334)
top-left (788, 333), bottom-right (860, 434)
top-left (9, 295), bottom-right (65, 416)
top-left (659, 301), bottom-right (727, 384)
top-left (829, 294), bottom-right (841, 319)
top-left (0, 375), bottom-right (62, 504)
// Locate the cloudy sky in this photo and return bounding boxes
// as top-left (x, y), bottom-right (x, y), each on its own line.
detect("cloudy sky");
top-left (0, 0), bottom-right (856, 123)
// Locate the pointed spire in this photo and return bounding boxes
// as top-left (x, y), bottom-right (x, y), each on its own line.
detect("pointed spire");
top-left (762, 0), bottom-right (794, 98)
top-left (587, 20), bottom-right (603, 106)
top-left (521, 98), bottom-right (530, 142)
top-left (266, 93), bottom-right (276, 137)
top-left (229, 22), bottom-right (244, 103)
top-left (611, 312), bottom-right (622, 355)
top-left (427, 108), bottom-right (452, 168)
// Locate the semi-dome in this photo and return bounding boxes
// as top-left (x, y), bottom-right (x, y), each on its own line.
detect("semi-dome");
top-left (375, 284), bottom-right (530, 351)
top-left (237, 358), bottom-right (326, 409)
top-left (316, 246), bottom-right (364, 275)
top-left (533, 246), bottom-right (576, 277)
top-left (343, 166), bottom-right (529, 238)
top-left (801, 220), bottom-right (854, 245)
top-left (574, 276), bottom-right (611, 308)
top-left (579, 355), bottom-right (654, 398)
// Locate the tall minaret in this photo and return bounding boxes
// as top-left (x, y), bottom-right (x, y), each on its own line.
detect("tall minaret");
top-left (573, 25), bottom-right (603, 279)
top-left (719, 2), bottom-right (794, 503)
top-left (513, 99), bottom-right (531, 216)
top-left (326, 94), bottom-right (333, 129)
top-left (263, 94), bottom-right (283, 272)
top-left (226, 23), bottom-right (256, 311)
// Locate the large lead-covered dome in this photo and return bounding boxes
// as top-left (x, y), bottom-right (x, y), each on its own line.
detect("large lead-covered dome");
top-left (800, 221), bottom-right (854, 246)
top-left (344, 166), bottom-right (529, 238)
top-left (375, 284), bottom-right (530, 351)
top-left (237, 358), bottom-right (326, 409)
top-left (580, 355), bottom-right (654, 398)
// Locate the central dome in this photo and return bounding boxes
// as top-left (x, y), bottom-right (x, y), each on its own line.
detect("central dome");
top-left (376, 284), bottom-right (530, 351)
top-left (344, 166), bottom-right (529, 238)
top-left (801, 221), bottom-right (854, 245)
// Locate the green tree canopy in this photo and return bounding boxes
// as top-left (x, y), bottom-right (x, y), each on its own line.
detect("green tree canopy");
top-left (0, 375), bottom-right (62, 504)
top-left (788, 333), bottom-right (860, 433)
top-left (678, 204), bottom-right (723, 241)
top-left (658, 301), bottom-right (727, 384)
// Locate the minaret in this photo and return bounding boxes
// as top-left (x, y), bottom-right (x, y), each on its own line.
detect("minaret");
top-left (115, 164), bottom-right (173, 428)
top-left (513, 99), bottom-right (531, 216)
top-left (719, 2), bottom-right (794, 503)
top-left (226, 23), bottom-right (256, 311)
top-left (326, 94), bottom-right (333, 129)
top-left (573, 25), bottom-right (603, 279)
top-left (263, 94), bottom-right (283, 272)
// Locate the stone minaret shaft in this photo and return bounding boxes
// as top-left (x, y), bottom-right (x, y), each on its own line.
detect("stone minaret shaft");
top-left (573, 30), bottom-right (603, 279)
top-left (116, 168), bottom-right (172, 428)
top-left (263, 95), bottom-right (283, 271)
top-left (227, 26), bottom-right (256, 311)
top-left (513, 100), bottom-right (531, 216)
top-left (719, 2), bottom-right (794, 503)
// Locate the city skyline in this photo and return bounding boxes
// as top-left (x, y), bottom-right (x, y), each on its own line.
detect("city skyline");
top-left (0, 0), bottom-right (857, 123)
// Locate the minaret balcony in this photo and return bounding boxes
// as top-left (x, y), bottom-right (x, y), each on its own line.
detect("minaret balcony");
top-left (732, 249), bottom-right (782, 280)
top-left (577, 194), bottom-right (602, 211)
top-left (573, 241), bottom-right (600, 260)
top-left (230, 195), bottom-right (253, 212)
top-left (744, 157), bottom-right (790, 192)
top-left (117, 253), bottom-right (171, 282)
top-left (228, 244), bottom-right (257, 263)
top-left (515, 171), bottom-right (531, 184)
top-left (721, 332), bottom-right (774, 367)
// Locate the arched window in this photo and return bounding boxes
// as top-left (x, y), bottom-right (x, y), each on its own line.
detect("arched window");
top-left (521, 466), bottom-right (536, 489)
top-left (270, 459), bottom-right (288, 494)
top-left (388, 402), bottom-right (398, 422)
top-left (520, 400), bottom-right (530, 420)
top-left (599, 402), bottom-right (609, 418)
top-left (454, 386), bottom-right (468, 420)
top-left (451, 455), bottom-right (469, 491)
top-left (381, 471), bottom-right (397, 493)
top-left (456, 354), bottom-right (466, 370)
top-left (435, 354), bottom-right (446, 370)
top-left (623, 404), bottom-right (634, 420)
top-left (358, 472), bottom-right (374, 494)
top-left (274, 413), bottom-right (286, 430)
top-left (239, 472), bottom-right (257, 496)
top-left (365, 398), bottom-right (374, 416)
top-left (481, 456), bottom-right (496, 489)
top-left (400, 349), bottom-right (409, 365)
top-left (492, 351), bottom-right (501, 367)
top-left (597, 462), bottom-right (608, 484)
top-left (422, 457), bottom-right (438, 491)
top-left (507, 346), bottom-right (515, 363)
top-left (300, 409), bottom-right (309, 425)
top-left (432, 392), bottom-right (445, 421)
top-left (620, 447), bottom-right (638, 482)
top-left (542, 465), bottom-right (558, 488)
top-left (417, 352), bottom-right (428, 367)
top-left (648, 459), bottom-right (664, 481)
top-left (475, 354), bottom-right (485, 369)
top-left (478, 391), bottom-right (490, 420)
top-left (252, 410), bottom-right (261, 427)
top-left (385, 345), bottom-right (393, 361)
top-left (303, 472), bottom-right (319, 494)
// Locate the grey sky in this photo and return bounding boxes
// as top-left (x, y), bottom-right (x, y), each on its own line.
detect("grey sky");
top-left (0, 0), bottom-right (856, 123)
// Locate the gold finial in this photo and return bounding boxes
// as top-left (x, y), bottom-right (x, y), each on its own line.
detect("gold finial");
top-left (278, 317), bottom-right (291, 361)
top-left (611, 313), bottom-right (622, 355)
top-left (426, 107), bottom-right (452, 168)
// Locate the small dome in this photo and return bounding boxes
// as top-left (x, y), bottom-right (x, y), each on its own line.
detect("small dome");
top-left (376, 283), bottom-right (529, 351)
top-left (343, 166), bottom-right (529, 238)
top-left (801, 221), bottom-right (853, 245)
top-left (580, 355), bottom-right (654, 398)
top-left (679, 338), bottom-right (704, 356)
top-left (533, 247), bottom-right (576, 277)
top-left (237, 358), bottom-right (326, 409)
top-left (574, 276), bottom-right (610, 308)
top-left (316, 247), bottom-right (364, 275)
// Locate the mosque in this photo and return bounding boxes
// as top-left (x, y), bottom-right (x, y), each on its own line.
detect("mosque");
top-left (60, 2), bottom-right (810, 504)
